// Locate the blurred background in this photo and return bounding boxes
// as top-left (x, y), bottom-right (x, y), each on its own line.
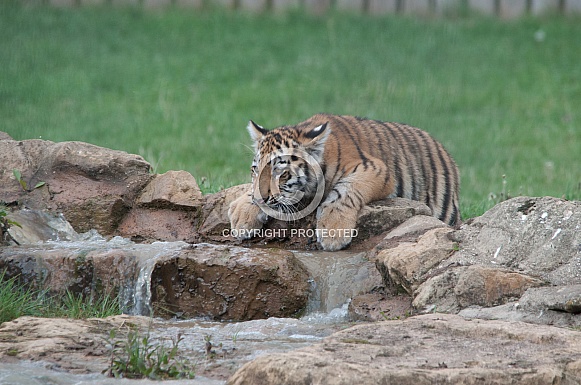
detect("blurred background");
top-left (2, 0), bottom-right (580, 218)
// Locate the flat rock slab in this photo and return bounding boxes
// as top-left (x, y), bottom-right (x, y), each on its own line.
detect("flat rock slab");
top-left (228, 313), bottom-right (581, 385)
top-left (0, 315), bottom-right (150, 374)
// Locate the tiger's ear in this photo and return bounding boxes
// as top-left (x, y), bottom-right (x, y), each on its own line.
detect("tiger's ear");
top-left (303, 123), bottom-right (330, 159)
top-left (247, 120), bottom-right (268, 144)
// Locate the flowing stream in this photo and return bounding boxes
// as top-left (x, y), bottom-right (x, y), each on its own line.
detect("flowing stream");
top-left (2, 213), bottom-right (377, 384)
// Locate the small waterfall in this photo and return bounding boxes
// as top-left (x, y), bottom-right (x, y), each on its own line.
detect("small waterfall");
top-left (293, 250), bottom-right (380, 316)
top-left (5, 209), bottom-right (379, 320)
top-left (122, 241), bottom-right (188, 316)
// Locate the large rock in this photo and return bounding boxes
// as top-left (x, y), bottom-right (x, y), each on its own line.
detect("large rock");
top-left (413, 265), bottom-right (545, 312)
top-left (228, 313), bottom-right (581, 385)
top-left (416, 197), bottom-right (581, 313)
top-left (0, 138), bottom-right (152, 235)
top-left (0, 315), bottom-right (149, 374)
top-left (0, 315), bottom-right (223, 384)
top-left (0, 237), bottom-right (310, 320)
top-left (449, 196), bottom-right (581, 285)
top-left (151, 243), bottom-right (310, 320)
top-left (0, 237), bottom-right (169, 310)
top-left (369, 196), bottom-right (581, 326)
top-left (374, 227), bottom-right (456, 294)
top-left (117, 170), bottom-right (204, 242)
top-left (459, 285), bottom-right (581, 328)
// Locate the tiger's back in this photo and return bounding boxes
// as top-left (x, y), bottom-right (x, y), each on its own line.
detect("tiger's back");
top-left (311, 114), bottom-right (460, 226)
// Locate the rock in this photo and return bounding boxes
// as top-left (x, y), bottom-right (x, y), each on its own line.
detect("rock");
top-left (413, 266), bottom-right (545, 313)
top-left (116, 206), bottom-right (200, 243)
top-left (227, 313), bottom-right (581, 385)
top-left (0, 239), bottom-right (310, 321)
top-left (117, 170), bottom-right (204, 242)
top-left (0, 237), bottom-right (156, 304)
top-left (0, 315), bottom-right (150, 374)
top-left (449, 196), bottom-right (581, 286)
top-left (348, 292), bottom-right (412, 321)
top-left (355, 198), bottom-right (432, 241)
top-left (520, 285), bottom-right (581, 314)
top-left (454, 266), bottom-right (545, 308)
top-left (374, 196), bottom-right (581, 325)
top-left (458, 285), bottom-right (581, 329)
top-left (373, 227), bottom-right (456, 294)
top-left (0, 139), bottom-right (152, 235)
top-left (151, 243), bottom-right (310, 320)
top-left (0, 139), bottom-right (54, 205)
top-left (136, 170), bottom-right (203, 209)
top-left (6, 209), bottom-right (79, 245)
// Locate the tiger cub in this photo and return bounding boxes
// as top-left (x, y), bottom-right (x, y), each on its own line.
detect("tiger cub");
top-left (228, 114), bottom-right (460, 251)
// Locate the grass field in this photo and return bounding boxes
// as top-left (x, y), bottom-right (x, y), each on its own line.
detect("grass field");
top-left (1, 4), bottom-right (580, 218)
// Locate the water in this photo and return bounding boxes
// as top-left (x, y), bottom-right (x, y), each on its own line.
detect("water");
top-left (0, 361), bottom-right (224, 385)
top-left (1, 211), bottom-right (375, 383)
top-left (294, 250), bottom-right (380, 313)
top-left (0, 307), bottom-right (351, 385)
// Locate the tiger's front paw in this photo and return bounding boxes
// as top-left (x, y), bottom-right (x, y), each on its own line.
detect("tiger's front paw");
top-left (228, 194), bottom-right (267, 240)
top-left (316, 206), bottom-right (358, 251)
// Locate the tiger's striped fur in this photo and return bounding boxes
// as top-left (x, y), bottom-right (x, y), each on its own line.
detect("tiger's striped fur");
top-left (228, 113), bottom-right (460, 251)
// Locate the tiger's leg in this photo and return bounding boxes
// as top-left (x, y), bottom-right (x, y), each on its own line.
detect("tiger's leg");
top-left (228, 192), bottom-right (269, 240)
top-left (316, 162), bottom-right (391, 251)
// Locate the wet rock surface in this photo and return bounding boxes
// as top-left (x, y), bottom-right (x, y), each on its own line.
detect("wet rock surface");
top-left (0, 315), bottom-right (150, 374)
top-left (0, 237), bottom-right (310, 321)
top-left (151, 244), bottom-right (310, 320)
top-left (228, 313), bottom-right (581, 385)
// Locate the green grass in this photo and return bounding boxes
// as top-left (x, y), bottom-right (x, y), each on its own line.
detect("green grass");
top-left (1, 4), bottom-right (580, 218)
top-left (0, 270), bottom-right (45, 323)
top-left (0, 270), bottom-right (120, 323)
top-left (104, 328), bottom-right (196, 380)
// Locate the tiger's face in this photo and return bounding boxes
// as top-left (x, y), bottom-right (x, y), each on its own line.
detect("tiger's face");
top-left (247, 120), bottom-right (329, 220)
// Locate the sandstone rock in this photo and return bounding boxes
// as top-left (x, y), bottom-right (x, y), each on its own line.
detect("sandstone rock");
top-left (398, 197), bottom-right (581, 324)
top-left (228, 313), bottom-right (581, 385)
top-left (0, 139), bottom-right (54, 205)
top-left (6, 209), bottom-right (79, 245)
top-left (459, 300), bottom-right (581, 328)
top-left (117, 206), bottom-right (199, 243)
top-left (355, 198), bottom-right (432, 240)
top-left (449, 196), bottom-right (581, 286)
top-left (0, 315), bottom-right (150, 374)
top-left (376, 214), bottom-right (448, 244)
top-left (0, 139), bottom-right (152, 235)
top-left (348, 292), bottom-right (412, 321)
top-left (0, 239), bottom-right (310, 321)
top-left (519, 285), bottom-right (581, 314)
top-left (0, 131), bottom-right (12, 140)
top-left (136, 170), bottom-right (203, 209)
top-left (151, 243), bottom-right (310, 320)
top-left (413, 266), bottom-right (545, 312)
top-left (373, 227), bottom-right (456, 294)
top-left (454, 266), bottom-right (545, 308)
top-left (0, 238), bottom-right (151, 303)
